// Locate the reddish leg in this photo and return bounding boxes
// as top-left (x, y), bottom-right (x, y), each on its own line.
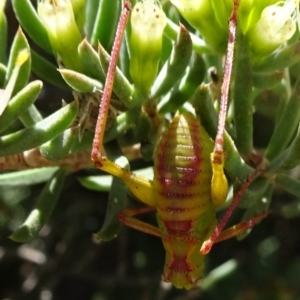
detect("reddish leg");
top-left (210, 0), bottom-right (239, 207)
top-left (118, 206), bottom-right (161, 237)
top-left (200, 169), bottom-right (264, 255)
top-left (201, 0), bottom-right (269, 255)
top-left (92, 0), bottom-right (131, 166)
top-left (214, 211), bottom-right (270, 244)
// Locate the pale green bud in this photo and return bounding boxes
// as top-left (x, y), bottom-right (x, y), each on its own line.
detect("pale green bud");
top-left (38, 0), bottom-right (83, 72)
top-left (247, 1), bottom-right (296, 55)
top-left (170, 0), bottom-right (232, 52)
top-left (238, 0), bottom-right (278, 34)
top-left (69, 0), bottom-right (85, 30)
top-left (129, 0), bottom-right (167, 97)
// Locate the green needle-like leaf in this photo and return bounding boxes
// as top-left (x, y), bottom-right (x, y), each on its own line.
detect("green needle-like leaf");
top-left (19, 105), bottom-right (43, 127)
top-left (12, 0), bottom-right (52, 53)
top-left (151, 24), bottom-right (193, 99)
top-left (164, 19), bottom-right (215, 55)
top-left (238, 182), bottom-right (273, 240)
top-left (158, 51), bottom-right (206, 113)
top-left (0, 101), bottom-right (78, 156)
top-left (238, 176), bottom-right (271, 209)
top-left (103, 107), bottom-right (141, 143)
top-left (90, 0), bottom-right (120, 50)
top-left (78, 174), bottom-right (113, 192)
top-left (39, 127), bottom-right (79, 161)
top-left (253, 41), bottom-right (300, 73)
top-left (268, 124), bottom-right (300, 173)
top-left (253, 71), bottom-right (283, 89)
top-left (94, 141), bottom-right (128, 241)
top-left (265, 76), bottom-right (300, 161)
top-left (5, 28), bottom-right (31, 96)
top-left (78, 39), bottom-right (105, 82)
top-left (84, 0), bottom-right (99, 41)
top-left (0, 80), bottom-right (42, 133)
top-left (9, 168), bottom-right (68, 242)
top-left (59, 69), bottom-right (102, 92)
top-left (0, 1), bottom-right (7, 64)
top-left (0, 167), bottom-right (59, 186)
top-left (233, 29), bottom-right (253, 156)
top-left (0, 50), bottom-right (30, 116)
top-left (0, 62), bottom-right (6, 86)
top-left (276, 174), bottom-right (300, 199)
top-left (31, 50), bottom-right (69, 90)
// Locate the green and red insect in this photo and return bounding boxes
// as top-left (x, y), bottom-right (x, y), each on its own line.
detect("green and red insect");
top-left (91, 0), bottom-right (268, 289)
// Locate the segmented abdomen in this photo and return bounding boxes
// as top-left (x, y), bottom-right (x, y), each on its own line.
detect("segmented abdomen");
top-left (154, 112), bottom-right (214, 224)
top-left (153, 112), bottom-right (217, 289)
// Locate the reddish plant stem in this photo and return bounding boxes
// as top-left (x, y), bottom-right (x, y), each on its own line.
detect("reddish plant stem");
top-left (91, 0), bottom-right (131, 162)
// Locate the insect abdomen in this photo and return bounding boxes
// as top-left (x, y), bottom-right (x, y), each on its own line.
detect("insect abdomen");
top-left (153, 112), bottom-right (217, 289)
top-left (154, 112), bottom-right (214, 220)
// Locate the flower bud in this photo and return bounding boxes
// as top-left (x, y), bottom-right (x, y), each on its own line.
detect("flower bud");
top-left (70, 0), bottom-right (85, 30)
top-left (247, 1), bottom-right (296, 55)
top-left (129, 0), bottom-right (167, 97)
top-left (238, 0), bottom-right (278, 34)
top-left (170, 0), bottom-right (232, 52)
top-left (38, 0), bottom-right (83, 72)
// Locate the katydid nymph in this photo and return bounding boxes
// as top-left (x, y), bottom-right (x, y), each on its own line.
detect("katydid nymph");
top-left (91, 0), bottom-right (268, 290)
